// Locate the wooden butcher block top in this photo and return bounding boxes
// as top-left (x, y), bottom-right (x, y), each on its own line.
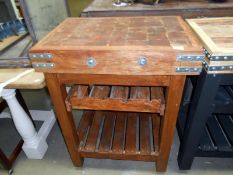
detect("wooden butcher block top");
top-left (187, 17), bottom-right (233, 74)
top-left (30, 16), bottom-right (203, 75)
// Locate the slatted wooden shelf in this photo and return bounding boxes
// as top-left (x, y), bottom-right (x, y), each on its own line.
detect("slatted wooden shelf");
top-left (66, 85), bottom-right (165, 114)
top-left (197, 114), bottom-right (233, 157)
top-left (77, 111), bottom-right (161, 161)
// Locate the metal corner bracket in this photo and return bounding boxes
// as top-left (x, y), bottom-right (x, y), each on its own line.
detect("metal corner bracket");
top-left (32, 63), bottom-right (55, 68)
top-left (29, 53), bottom-right (53, 59)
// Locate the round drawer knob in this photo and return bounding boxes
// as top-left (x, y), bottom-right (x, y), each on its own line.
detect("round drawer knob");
top-left (86, 57), bottom-right (96, 67)
top-left (138, 56), bottom-right (148, 66)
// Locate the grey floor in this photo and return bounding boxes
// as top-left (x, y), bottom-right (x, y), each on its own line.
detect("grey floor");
top-left (0, 110), bottom-right (233, 175)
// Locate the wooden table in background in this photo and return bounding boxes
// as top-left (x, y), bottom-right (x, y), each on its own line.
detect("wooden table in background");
top-left (81, 0), bottom-right (233, 18)
top-left (178, 17), bottom-right (233, 170)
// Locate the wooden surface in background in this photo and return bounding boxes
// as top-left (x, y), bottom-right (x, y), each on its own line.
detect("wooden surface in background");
top-left (0, 69), bottom-right (45, 89)
top-left (82, 0), bottom-right (233, 18)
top-left (187, 17), bottom-right (233, 55)
top-left (0, 34), bottom-right (28, 52)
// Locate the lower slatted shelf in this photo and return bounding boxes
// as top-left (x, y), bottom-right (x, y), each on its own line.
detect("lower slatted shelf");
top-left (66, 85), bottom-right (165, 114)
top-left (77, 111), bottom-right (161, 161)
top-left (197, 114), bottom-right (233, 157)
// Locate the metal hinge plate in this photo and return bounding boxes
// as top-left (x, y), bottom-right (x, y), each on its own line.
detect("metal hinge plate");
top-left (29, 53), bottom-right (53, 59)
top-left (176, 67), bottom-right (202, 73)
top-left (32, 63), bottom-right (55, 68)
top-left (176, 55), bottom-right (204, 61)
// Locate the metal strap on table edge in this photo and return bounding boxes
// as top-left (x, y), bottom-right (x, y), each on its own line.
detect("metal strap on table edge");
top-left (32, 63), bottom-right (55, 68)
top-left (204, 49), bottom-right (233, 61)
top-left (176, 67), bottom-right (202, 73)
top-left (202, 60), bottom-right (233, 72)
top-left (29, 53), bottom-right (53, 59)
top-left (176, 55), bottom-right (204, 61)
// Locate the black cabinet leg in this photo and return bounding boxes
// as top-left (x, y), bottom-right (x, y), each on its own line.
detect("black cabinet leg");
top-left (177, 71), bottom-right (221, 170)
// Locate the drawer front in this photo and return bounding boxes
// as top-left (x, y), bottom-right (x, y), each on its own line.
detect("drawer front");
top-left (31, 50), bottom-right (178, 75)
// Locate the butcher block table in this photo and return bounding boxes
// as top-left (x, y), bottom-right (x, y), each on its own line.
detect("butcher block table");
top-left (178, 17), bottom-right (233, 170)
top-left (29, 16), bottom-right (203, 172)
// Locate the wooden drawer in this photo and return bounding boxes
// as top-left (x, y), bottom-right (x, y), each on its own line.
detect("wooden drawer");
top-left (66, 85), bottom-right (165, 114)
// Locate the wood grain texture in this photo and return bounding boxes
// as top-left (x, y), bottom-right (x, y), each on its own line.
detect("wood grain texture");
top-left (30, 16), bottom-right (202, 75)
top-left (45, 73), bottom-right (83, 166)
top-left (156, 75), bottom-right (186, 172)
top-left (78, 111), bottom-right (159, 161)
top-left (112, 112), bottom-right (126, 153)
top-left (187, 17), bottom-right (233, 55)
top-left (67, 85), bottom-right (165, 113)
top-left (0, 69), bottom-right (45, 89)
top-left (84, 111), bottom-right (104, 151)
top-left (0, 34), bottom-right (28, 52)
top-left (99, 112), bottom-right (115, 152)
top-left (58, 74), bottom-right (170, 86)
top-left (125, 113), bottom-right (138, 153)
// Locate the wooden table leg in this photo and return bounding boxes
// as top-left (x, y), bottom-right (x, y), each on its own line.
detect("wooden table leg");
top-left (177, 71), bottom-right (220, 170)
top-left (45, 73), bottom-right (83, 166)
top-left (156, 75), bottom-right (186, 172)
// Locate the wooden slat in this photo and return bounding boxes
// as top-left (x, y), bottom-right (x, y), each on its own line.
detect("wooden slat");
top-left (207, 115), bottom-right (232, 152)
top-left (110, 86), bottom-right (129, 100)
top-left (89, 86), bottom-right (110, 98)
top-left (112, 112), bottom-right (126, 153)
top-left (77, 111), bottom-right (94, 146)
top-left (152, 114), bottom-right (161, 152)
top-left (198, 127), bottom-right (217, 152)
top-left (217, 115), bottom-right (233, 145)
top-left (84, 111), bottom-right (104, 151)
top-left (77, 85), bottom-right (89, 98)
top-left (58, 74), bottom-right (171, 87)
top-left (99, 112), bottom-right (115, 152)
top-left (71, 98), bottom-right (161, 113)
top-left (130, 87), bottom-right (150, 100)
top-left (139, 114), bottom-right (151, 154)
top-left (151, 87), bottom-right (165, 115)
top-left (79, 150), bottom-right (158, 162)
top-left (151, 87), bottom-right (165, 103)
top-left (69, 85), bottom-right (162, 113)
top-left (125, 113), bottom-right (137, 153)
